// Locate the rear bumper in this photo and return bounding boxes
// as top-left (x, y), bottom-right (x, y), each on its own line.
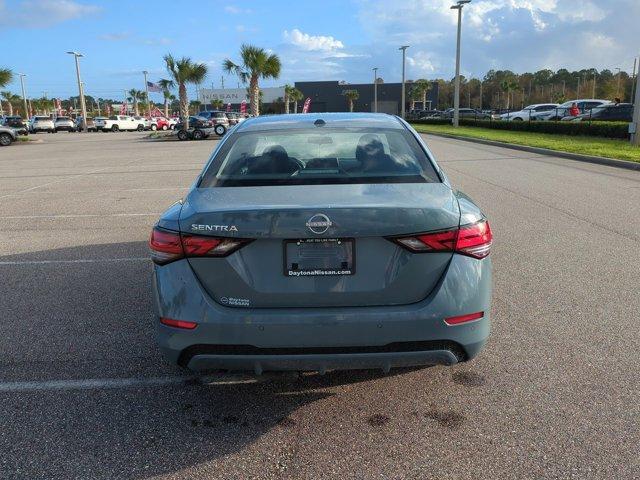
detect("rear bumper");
top-left (153, 254), bottom-right (492, 373)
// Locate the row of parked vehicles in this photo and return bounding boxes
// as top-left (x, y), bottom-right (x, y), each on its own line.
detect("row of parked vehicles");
top-left (409, 99), bottom-right (634, 123)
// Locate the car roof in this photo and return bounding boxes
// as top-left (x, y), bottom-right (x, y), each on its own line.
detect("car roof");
top-left (235, 112), bottom-right (404, 133)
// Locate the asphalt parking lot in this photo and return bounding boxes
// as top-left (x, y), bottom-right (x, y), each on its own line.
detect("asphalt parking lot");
top-left (1, 131), bottom-right (638, 479)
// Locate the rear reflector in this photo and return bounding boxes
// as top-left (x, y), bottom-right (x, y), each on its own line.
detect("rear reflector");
top-left (160, 317), bottom-right (198, 329)
top-left (391, 220), bottom-right (492, 259)
top-left (149, 227), bottom-right (252, 265)
top-left (444, 311), bottom-right (484, 325)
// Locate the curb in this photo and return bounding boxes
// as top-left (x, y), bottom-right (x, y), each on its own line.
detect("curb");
top-left (419, 131), bottom-right (640, 172)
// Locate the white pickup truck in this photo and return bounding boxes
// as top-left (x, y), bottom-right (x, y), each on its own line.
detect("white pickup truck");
top-left (95, 115), bottom-right (147, 132)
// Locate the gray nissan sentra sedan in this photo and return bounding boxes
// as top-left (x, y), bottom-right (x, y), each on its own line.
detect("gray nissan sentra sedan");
top-left (150, 113), bottom-right (492, 373)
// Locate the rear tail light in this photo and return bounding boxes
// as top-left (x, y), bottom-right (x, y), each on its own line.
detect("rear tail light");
top-left (160, 317), bottom-right (198, 329)
top-left (391, 220), bottom-right (492, 259)
top-left (149, 227), bottom-right (251, 265)
top-left (444, 311), bottom-right (484, 325)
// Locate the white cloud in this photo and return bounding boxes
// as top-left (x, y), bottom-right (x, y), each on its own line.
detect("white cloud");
top-left (0, 0), bottom-right (100, 28)
top-left (224, 5), bottom-right (252, 14)
top-left (99, 32), bottom-right (130, 41)
top-left (406, 51), bottom-right (437, 75)
top-left (283, 29), bottom-right (344, 51)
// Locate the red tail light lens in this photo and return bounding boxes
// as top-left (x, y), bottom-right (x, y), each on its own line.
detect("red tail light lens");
top-left (149, 228), bottom-right (183, 265)
top-left (160, 317), bottom-right (198, 329)
top-left (149, 227), bottom-right (251, 265)
top-left (444, 311), bottom-right (484, 325)
top-left (391, 220), bottom-right (492, 259)
top-left (456, 221), bottom-right (492, 259)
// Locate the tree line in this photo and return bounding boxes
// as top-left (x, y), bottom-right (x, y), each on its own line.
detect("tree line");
top-left (429, 67), bottom-right (637, 111)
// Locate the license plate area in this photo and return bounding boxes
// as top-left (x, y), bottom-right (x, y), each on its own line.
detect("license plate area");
top-left (284, 238), bottom-right (355, 277)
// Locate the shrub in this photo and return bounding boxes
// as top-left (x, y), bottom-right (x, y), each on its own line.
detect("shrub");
top-left (412, 118), bottom-right (630, 139)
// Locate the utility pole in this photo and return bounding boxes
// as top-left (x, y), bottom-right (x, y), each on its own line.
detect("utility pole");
top-left (451, 0), bottom-right (471, 127)
top-left (631, 57), bottom-right (638, 104)
top-left (372, 67), bottom-right (379, 113)
top-left (576, 77), bottom-right (580, 99)
top-left (592, 71), bottom-right (596, 98)
top-left (18, 73), bottom-right (28, 119)
top-left (399, 46), bottom-right (409, 119)
top-left (632, 61), bottom-right (640, 145)
top-left (615, 67), bottom-right (622, 98)
top-left (67, 51), bottom-right (88, 132)
top-left (143, 70), bottom-right (150, 117)
top-left (479, 81), bottom-right (482, 110)
top-left (562, 80), bottom-right (566, 96)
top-left (96, 98), bottom-right (101, 116)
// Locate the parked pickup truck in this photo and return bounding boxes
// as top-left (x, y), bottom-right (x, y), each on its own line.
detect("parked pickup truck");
top-left (95, 115), bottom-right (147, 132)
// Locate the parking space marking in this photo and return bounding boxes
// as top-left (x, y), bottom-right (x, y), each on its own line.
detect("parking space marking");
top-left (0, 375), bottom-right (261, 392)
top-left (0, 257), bottom-right (148, 266)
top-left (0, 213), bottom-right (158, 219)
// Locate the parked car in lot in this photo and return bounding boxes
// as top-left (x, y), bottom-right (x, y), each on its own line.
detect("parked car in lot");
top-left (149, 117), bottom-right (170, 131)
top-left (442, 108), bottom-right (490, 120)
top-left (96, 115), bottom-right (147, 132)
top-left (531, 99), bottom-right (610, 121)
top-left (150, 113), bottom-right (493, 373)
top-left (29, 115), bottom-right (55, 133)
top-left (497, 103), bottom-right (559, 121)
top-left (54, 116), bottom-right (76, 132)
top-left (0, 125), bottom-right (17, 146)
top-left (174, 116), bottom-right (213, 140)
top-left (1, 115), bottom-right (29, 135)
top-left (75, 116), bottom-right (97, 132)
top-left (195, 110), bottom-right (229, 135)
top-left (563, 103), bottom-right (633, 122)
top-left (166, 117), bottom-right (178, 130)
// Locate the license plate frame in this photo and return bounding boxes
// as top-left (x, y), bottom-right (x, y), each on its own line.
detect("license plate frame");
top-left (283, 238), bottom-right (355, 277)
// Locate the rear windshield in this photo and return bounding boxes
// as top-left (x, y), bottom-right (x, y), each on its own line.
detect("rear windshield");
top-left (200, 127), bottom-right (440, 187)
top-left (56, 117), bottom-right (70, 121)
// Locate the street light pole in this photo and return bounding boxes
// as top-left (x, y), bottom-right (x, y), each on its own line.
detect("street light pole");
top-left (372, 67), bottom-right (379, 113)
top-left (451, 0), bottom-right (471, 127)
top-left (399, 46), bottom-right (409, 119)
top-left (18, 73), bottom-right (29, 119)
top-left (67, 51), bottom-right (88, 132)
top-left (615, 67), bottom-right (621, 98)
top-left (632, 61), bottom-right (640, 146)
top-left (143, 70), bottom-right (150, 117)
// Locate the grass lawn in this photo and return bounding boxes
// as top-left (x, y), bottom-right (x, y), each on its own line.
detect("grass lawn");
top-left (411, 123), bottom-right (640, 163)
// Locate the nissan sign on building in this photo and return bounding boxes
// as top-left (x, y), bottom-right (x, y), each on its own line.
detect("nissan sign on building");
top-left (199, 87), bottom-right (285, 105)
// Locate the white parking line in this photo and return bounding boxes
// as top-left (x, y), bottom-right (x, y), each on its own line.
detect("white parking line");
top-left (0, 213), bottom-right (158, 219)
top-left (0, 257), bottom-right (148, 265)
top-left (0, 375), bottom-right (260, 392)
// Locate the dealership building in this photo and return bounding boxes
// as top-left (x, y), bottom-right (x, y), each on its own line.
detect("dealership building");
top-left (198, 80), bottom-right (438, 114)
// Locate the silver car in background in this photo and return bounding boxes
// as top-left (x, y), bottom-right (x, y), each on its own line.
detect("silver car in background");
top-left (29, 116), bottom-right (55, 133)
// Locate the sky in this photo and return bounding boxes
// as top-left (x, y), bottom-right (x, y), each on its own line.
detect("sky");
top-left (1, 0), bottom-right (638, 103)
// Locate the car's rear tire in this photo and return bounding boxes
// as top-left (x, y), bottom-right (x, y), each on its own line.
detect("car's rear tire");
top-left (111, 125), bottom-right (119, 132)
top-left (0, 133), bottom-right (12, 146)
top-left (161, 125), bottom-right (168, 131)
top-left (192, 129), bottom-right (205, 140)
top-left (512, 117), bottom-right (523, 121)
top-left (137, 124), bottom-right (144, 131)
top-left (151, 124), bottom-right (157, 131)
top-left (177, 129), bottom-right (189, 141)
top-left (214, 124), bottom-right (226, 136)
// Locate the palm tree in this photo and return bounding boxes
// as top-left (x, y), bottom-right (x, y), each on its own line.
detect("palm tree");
top-left (190, 100), bottom-right (202, 115)
top-left (289, 88), bottom-right (303, 113)
top-left (413, 79), bottom-right (431, 110)
top-left (127, 89), bottom-right (145, 116)
top-left (283, 84), bottom-right (294, 114)
top-left (210, 98), bottom-right (224, 110)
top-left (1, 91), bottom-right (17, 116)
top-left (163, 54), bottom-right (207, 129)
top-left (344, 89), bottom-right (359, 112)
top-left (0, 68), bottom-right (12, 88)
top-left (500, 79), bottom-right (519, 109)
top-left (157, 79), bottom-right (175, 118)
top-left (223, 44), bottom-right (281, 117)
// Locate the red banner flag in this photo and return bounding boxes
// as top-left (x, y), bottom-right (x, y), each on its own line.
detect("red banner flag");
top-left (302, 97), bottom-right (311, 114)
top-left (226, 103), bottom-right (231, 112)
top-left (120, 102), bottom-right (127, 115)
top-left (240, 100), bottom-right (247, 114)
